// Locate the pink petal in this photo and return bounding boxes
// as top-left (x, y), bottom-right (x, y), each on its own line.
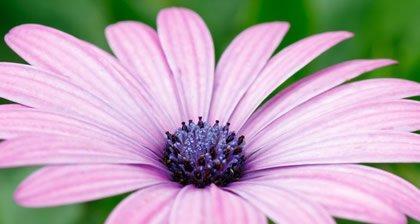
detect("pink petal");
top-left (157, 7), bottom-right (215, 120)
top-left (169, 185), bottom-right (266, 224)
top-left (244, 164), bottom-right (420, 221)
top-left (106, 183), bottom-right (181, 224)
top-left (228, 183), bottom-right (335, 224)
top-left (0, 105), bottom-right (148, 151)
top-left (242, 59), bottom-right (396, 138)
top-left (243, 172), bottom-right (407, 223)
top-left (247, 79), bottom-right (420, 155)
top-left (230, 31), bottom-right (354, 130)
top-left (209, 22), bottom-right (289, 124)
top-left (209, 185), bottom-right (267, 224)
top-left (273, 100), bottom-right (420, 148)
top-left (6, 24), bottom-right (142, 112)
top-left (248, 131), bottom-right (420, 170)
top-left (106, 21), bottom-right (183, 131)
top-left (15, 164), bottom-right (170, 207)
top-left (5, 24), bottom-right (164, 144)
top-left (0, 135), bottom-right (161, 168)
top-left (0, 63), bottom-right (162, 150)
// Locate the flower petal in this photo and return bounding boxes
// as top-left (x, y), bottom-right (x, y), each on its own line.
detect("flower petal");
top-left (169, 185), bottom-right (266, 224)
top-left (5, 24), bottom-right (163, 144)
top-left (106, 21), bottom-right (183, 131)
top-left (247, 79), bottom-right (420, 155)
top-left (244, 164), bottom-right (420, 221)
top-left (0, 135), bottom-right (161, 168)
top-left (242, 59), bottom-right (396, 137)
top-left (230, 31), bottom-right (354, 130)
top-left (242, 171), bottom-right (407, 223)
top-left (157, 7), bottom-right (215, 120)
top-left (0, 63), bottom-right (162, 150)
top-left (209, 185), bottom-right (267, 224)
top-left (209, 22), bottom-right (289, 124)
top-left (248, 131), bottom-right (420, 170)
top-left (106, 183), bottom-right (180, 224)
top-left (15, 164), bottom-right (170, 207)
top-left (273, 100), bottom-right (420, 148)
top-left (0, 105), bottom-right (146, 150)
top-left (228, 183), bottom-right (335, 224)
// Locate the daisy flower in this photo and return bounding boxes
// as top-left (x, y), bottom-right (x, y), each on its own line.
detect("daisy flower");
top-left (0, 7), bottom-right (419, 224)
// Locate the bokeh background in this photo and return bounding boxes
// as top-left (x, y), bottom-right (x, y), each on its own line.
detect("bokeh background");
top-left (0, 0), bottom-right (419, 223)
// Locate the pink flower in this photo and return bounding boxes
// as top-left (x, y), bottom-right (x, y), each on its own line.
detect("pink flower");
top-left (0, 6), bottom-right (419, 224)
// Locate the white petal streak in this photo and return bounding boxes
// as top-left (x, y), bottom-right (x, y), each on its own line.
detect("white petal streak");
top-left (106, 21), bottom-right (183, 131)
top-left (106, 184), bottom-right (180, 224)
top-left (242, 59), bottom-right (396, 137)
top-left (157, 7), bottom-right (215, 120)
top-left (230, 31), bottom-right (354, 130)
top-left (0, 136), bottom-right (160, 168)
top-left (244, 164), bottom-right (420, 221)
top-left (0, 63), bottom-right (162, 150)
top-left (0, 105), bottom-right (143, 149)
top-left (15, 164), bottom-right (169, 207)
top-left (247, 79), bottom-right (420, 154)
top-left (276, 100), bottom-right (420, 147)
top-left (169, 185), bottom-right (266, 224)
top-left (5, 24), bottom-right (162, 134)
top-left (249, 131), bottom-right (420, 170)
top-left (243, 175), bottom-right (407, 223)
top-left (228, 183), bottom-right (334, 224)
top-left (210, 22), bottom-right (289, 124)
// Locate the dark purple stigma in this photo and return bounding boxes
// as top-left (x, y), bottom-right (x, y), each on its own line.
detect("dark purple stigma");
top-left (162, 117), bottom-right (245, 188)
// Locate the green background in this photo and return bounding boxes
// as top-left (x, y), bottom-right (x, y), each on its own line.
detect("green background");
top-left (0, 0), bottom-right (419, 223)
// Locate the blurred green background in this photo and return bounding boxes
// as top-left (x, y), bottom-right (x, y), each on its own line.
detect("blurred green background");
top-left (0, 0), bottom-right (419, 223)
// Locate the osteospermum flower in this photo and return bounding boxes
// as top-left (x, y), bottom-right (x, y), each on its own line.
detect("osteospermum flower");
top-left (0, 6), bottom-right (419, 224)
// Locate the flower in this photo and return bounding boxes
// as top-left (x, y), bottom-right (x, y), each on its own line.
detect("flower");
top-left (0, 6), bottom-right (419, 224)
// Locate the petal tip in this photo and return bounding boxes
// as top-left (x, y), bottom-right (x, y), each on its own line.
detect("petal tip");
top-left (6, 24), bottom-right (43, 36)
top-left (340, 31), bottom-right (354, 38)
top-left (105, 21), bottom-right (134, 36)
top-left (357, 58), bottom-right (398, 67)
top-left (106, 20), bottom-right (142, 30)
top-left (321, 30), bottom-right (354, 41)
top-left (105, 21), bottom-right (154, 38)
top-left (158, 7), bottom-right (198, 19)
top-left (5, 24), bottom-right (48, 46)
top-left (374, 58), bottom-right (398, 67)
top-left (13, 186), bottom-right (31, 207)
top-left (266, 21), bottom-right (290, 28)
top-left (266, 21), bottom-right (291, 33)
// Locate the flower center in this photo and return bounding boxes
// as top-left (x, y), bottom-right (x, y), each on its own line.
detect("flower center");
top-left (162, 117), bottom-right (245, 188)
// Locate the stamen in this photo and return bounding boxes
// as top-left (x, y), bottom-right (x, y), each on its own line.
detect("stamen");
top-left (162, 117), bottom-right (246, 188)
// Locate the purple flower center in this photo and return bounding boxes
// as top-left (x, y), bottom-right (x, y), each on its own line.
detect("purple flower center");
top-left (162, 117), bottom-right (245, 188)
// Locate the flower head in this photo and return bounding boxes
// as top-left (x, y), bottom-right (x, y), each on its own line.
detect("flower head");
top-left (0, 7), bottom-right (419, 224)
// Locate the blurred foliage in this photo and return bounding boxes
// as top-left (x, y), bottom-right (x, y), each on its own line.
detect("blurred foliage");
top-left (0, 0), bottom-right (419, 223)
